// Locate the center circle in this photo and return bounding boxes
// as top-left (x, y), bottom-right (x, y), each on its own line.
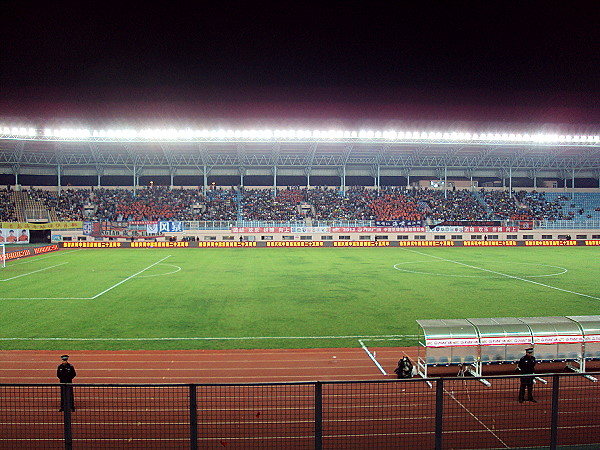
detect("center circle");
top-left (392, 260), bottom-right (568, 278)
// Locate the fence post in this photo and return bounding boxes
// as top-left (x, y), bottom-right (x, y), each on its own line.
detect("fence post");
top-left (189, 384), bottom-right (198, 450)
top-left (435, 378), bottom-right (444, 450)
top-left (550, 374), bottom-right (560, 450)
top-left (62, 385), bottom-right (73, 450)
top-left (315, 381), bottom-right (323, 450)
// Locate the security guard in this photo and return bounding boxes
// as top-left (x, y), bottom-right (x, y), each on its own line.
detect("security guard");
top-left (57, 355), bottom-right (77, 411)
top-left (517, 347), bottom-right (537, 403)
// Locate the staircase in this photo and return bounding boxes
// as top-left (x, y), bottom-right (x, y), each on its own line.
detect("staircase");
top-left (9, 191), bottom-right (25, 221)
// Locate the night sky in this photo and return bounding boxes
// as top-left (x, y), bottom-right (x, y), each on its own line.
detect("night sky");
top-left (1, 2), bottom-right (599, 127)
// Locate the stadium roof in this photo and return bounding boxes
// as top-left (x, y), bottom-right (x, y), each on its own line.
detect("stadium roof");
top-left (1, 124), bottom-right (599, 173)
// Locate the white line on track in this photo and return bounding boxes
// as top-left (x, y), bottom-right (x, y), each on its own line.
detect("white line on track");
top-left (358, 339), bottom-right (388, 375)
top-left (444, 387), bottom-right (509, 448)
top-left (401, 248), bottom-right (600, 300)
top-left (0, 262), bottom-right (69, 282)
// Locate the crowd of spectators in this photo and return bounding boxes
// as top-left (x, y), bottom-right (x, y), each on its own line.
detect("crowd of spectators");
top-left (2, 186), bottom-right (596, 223)
top-left (0, 188), bottom-right (17, 222)
top-left (481, 190), bottom-right (572, 221)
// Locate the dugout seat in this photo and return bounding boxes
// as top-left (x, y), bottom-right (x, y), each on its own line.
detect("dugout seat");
top-left (438, 356), bottom-right (449, 366)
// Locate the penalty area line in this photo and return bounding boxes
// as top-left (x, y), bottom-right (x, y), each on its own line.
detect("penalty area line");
top-left (90, 255), bottom-right (172, 299)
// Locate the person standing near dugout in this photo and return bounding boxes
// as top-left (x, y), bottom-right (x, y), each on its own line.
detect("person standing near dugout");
top-left (57, 355), bottom-right (77, 412)
top-left (517, 347), bottom-right (537, 403)
top-left (394, 356), bottom-right (414, 379)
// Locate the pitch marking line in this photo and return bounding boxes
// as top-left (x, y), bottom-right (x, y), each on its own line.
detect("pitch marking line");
top-left (90, 255), bottom-right (172, 299)
top-left (6, 249), bottom-right (83, 266)
top-left (0, 334), bottom-right (413, 341)
top-left (0, 262), bottom-right (69, 282)
top-left (401, 248), bottom-right (600, 301)
top-left (0, 255), bottom-right (172, 300)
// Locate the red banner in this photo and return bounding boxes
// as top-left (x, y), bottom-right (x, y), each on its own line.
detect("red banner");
top-left (330, 226), bottom-right (426, 233)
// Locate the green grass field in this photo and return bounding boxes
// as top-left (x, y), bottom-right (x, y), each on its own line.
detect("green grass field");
top-left (1, 246), bottom-right (599, 350)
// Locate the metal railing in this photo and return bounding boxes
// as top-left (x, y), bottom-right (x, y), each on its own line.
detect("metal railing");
top-left (1, 372), bottom-right (599, 449)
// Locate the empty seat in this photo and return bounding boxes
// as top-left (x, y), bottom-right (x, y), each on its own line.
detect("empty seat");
top-left (426, 356), bottom-right (436, 365)
top-left (438, 356), bottom-right (449, 366)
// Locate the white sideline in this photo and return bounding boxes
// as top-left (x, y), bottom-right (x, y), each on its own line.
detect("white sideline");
top-left (401, 248), bottom-right (600, 300)
top-left (0, 262), bottom-right (68, 282)
top-left (0, 334), bottom-right (416, 341)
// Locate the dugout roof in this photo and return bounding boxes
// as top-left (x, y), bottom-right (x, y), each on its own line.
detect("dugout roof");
top-left (466, 317), bottom-right (531, 346)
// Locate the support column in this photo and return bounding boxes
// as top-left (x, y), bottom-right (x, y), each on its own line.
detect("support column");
top-left (57, 164), bottom-right (62, 197)
top-left (444, 167), bottom-right (447, 199)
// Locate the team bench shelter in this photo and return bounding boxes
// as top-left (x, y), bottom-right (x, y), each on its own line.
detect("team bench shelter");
top-left (416, 316), bottom-right (600, 379)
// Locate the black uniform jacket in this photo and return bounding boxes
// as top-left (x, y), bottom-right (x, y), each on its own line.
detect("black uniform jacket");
top-left (517, 355), bottom-right (536, 375)
top-left (57, 363), bottom-right (77, 383)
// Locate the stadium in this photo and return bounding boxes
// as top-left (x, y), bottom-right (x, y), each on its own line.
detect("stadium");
top-left (1, 122), bottom-right (600, 448)
top-left (2, 2), bottom-right (600, 448)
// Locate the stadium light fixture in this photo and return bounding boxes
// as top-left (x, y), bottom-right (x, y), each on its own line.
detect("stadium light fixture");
top-left (1, 124), bottom-right (599, 145)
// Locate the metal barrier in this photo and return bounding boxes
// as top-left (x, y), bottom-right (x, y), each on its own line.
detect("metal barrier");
top-left (1, 373), bottom-right (599, 449)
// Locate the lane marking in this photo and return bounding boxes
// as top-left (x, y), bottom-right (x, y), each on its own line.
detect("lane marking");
top-left (444, 387), bottom-right (509, 448)
top-left (401, 248), bottom-right (600, 300)
top-left (0, 262), bottom-right (69, 282)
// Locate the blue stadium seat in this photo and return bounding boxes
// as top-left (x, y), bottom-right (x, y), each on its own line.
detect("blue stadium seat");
top-left (464, 355), bottom-right (475, 363)
top-left (567, 352), bottom-right (578, 360)
top-left (481, 354), bottom-right (490, 364)
top-left (451, 355), bottom-right (462, 364)
top-left (438, 356), bottom-right (449, 366)
top-left (426, 356), bottom-right (436, 365)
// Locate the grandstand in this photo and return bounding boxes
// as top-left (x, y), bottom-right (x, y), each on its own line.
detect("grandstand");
top-left (1, 124), bottom-right (600, 448)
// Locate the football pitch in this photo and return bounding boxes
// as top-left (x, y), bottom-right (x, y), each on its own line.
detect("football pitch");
top-left (1, 246), bottom-right (599, 350)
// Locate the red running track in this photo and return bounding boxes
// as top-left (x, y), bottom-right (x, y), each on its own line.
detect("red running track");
top-left (0, 347), bottom-right (414, 383)
top-left (1, 348), bottom-right (600, 449)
